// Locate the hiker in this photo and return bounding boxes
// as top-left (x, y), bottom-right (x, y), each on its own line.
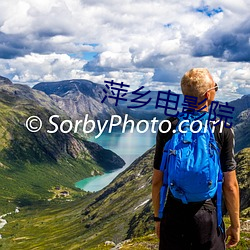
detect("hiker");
top-left (152, 68), bottom-right (240, 250)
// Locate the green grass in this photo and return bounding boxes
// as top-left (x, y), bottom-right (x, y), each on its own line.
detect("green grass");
top-left (0, 156), bottom-right (101, 213)
top-left (0, 92), bottom-right (107, 214)
top-left (224, 217), bottom-right (250, 250)
top-left (0, 198), bottom-right (90, 250)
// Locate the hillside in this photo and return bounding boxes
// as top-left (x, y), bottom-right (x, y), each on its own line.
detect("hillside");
top-left (235, 148), bottom-right (250, 214)
top-left (233, 108), bottom-right (250, 152)
top-left (0, 76), bottom-right (12, 85)
top-left (1, 146), bottom-right (249, 249)
top-left (0, 77), bottom-right (249, 249)
top-left (0, 80), bottom-right (125, 213)
top-left (0, 147), bottom-right (155, 249)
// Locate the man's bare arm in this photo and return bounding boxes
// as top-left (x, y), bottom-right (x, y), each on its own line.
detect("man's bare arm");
top-left (152, 169), bottom-right (163, 238)
top-left (223, 170), bottom-right (240, 248)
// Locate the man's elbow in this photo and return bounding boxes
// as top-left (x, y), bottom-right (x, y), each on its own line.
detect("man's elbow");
top-left (152, 179), bottom-right (162, 188)
top-left (223, 179), bottom-right (239, 194)
top-left (223, 170), bottom-right (239, 194)
top-left (152, 169), bottom-right (163, 187)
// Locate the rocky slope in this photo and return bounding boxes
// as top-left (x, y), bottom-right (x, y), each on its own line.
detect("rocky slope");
top-left (33, 79), bottom-right (125, 122)
top-left (78, 146), bottom-right (250, 248)
top-left (229, 95), bottom-right (250, 152)
top-left (235, 148), bottom-right (250, 214)
top-left (0, 76), bottom-right (12, 85)
top-left (229, 94), bottom-right (250, 120)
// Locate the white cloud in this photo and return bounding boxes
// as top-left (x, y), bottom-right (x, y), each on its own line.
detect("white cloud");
top-left (0, 53), bottom-right (87, 86)
top-left (0, 0), bottom-right (249, 100)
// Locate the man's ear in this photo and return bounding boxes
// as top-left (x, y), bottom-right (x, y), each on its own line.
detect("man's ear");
top-left (204, 92), bottom-right (209, 100)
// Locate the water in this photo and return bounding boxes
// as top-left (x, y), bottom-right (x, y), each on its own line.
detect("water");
top-left (75, 129), bottom-right (156, 192)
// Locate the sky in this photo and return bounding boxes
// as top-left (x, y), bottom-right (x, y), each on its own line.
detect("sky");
top-left (0, 0), bottom-right (249, 102)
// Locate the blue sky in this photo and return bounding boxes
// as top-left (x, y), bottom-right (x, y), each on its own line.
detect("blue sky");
top-left (0, 0), bottom-right (249, 101)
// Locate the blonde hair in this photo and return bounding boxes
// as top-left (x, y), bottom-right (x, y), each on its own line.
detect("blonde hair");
top-left (181, 68), bottom-right (214, 98)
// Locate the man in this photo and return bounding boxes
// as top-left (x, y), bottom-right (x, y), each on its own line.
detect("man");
top-left (152, 68), bottom-right (240, 249)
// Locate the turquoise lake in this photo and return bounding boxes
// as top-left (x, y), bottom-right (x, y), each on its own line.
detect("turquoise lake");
top-left (75, 129), bottom-right (156, 192)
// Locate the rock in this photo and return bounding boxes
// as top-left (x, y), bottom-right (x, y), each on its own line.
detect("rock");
top-left (105, 240), bottom-right (116, 246)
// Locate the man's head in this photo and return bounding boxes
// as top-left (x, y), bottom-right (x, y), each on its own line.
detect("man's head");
top-left (181, 68), bottom-right (217, 105)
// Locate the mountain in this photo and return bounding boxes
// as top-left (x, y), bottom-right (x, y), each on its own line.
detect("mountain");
top-left (0, 76), bottom-right (12, 85)
top-left (0, 77), bottom-right (125, 212)
top-left (229, 94), bottom-right (250, 152)
top-left (78, 146), bottom-right (250, 248)
top-left (0, 147), bottom-right (155, 249)
top-left (119, 90), bottom-right (183, 120)
top-left (33, 80), bottom-right (167, 123)
top-left (33, 79), bottom-right (125, 122)
top-left (0, 77), bottom-right (249, 249)
top-left (229, 94), bottom-right (250, 120)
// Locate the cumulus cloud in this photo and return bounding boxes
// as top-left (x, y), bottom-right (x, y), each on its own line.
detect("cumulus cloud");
top-left (0, 0), bottom-right (249, 100)
top-left (192, 18), bottom-right (250, 62)
top-left (0, 53), bottom-right (87, 86)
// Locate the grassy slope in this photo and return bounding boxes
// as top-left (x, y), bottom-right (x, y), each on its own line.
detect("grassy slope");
top-left (0, 202), bottom-right (249, 250)
top-left (0, 199), bottom-right (89, 250)
top-left (0, 88), bottom-right (108, 213)
top-left (0, 148), bottom-right (154, 249)
top-left (1, 147), bottom-right (249, 249)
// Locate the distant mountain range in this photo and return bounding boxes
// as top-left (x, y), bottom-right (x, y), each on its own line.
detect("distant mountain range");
top-left (33, 80), bottom-right (167, 122)
top-left (33, 79), bottom-right (125, 122)
top-left (33, 79), bottom-right (250, 152)
top-left (0, 75), bottom-right (12, 85)
top-left (228, 95), bottom-right (250, 152)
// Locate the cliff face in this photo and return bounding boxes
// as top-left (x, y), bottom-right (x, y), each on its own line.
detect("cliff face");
top-left (33, 80), bottom-right (169, 123)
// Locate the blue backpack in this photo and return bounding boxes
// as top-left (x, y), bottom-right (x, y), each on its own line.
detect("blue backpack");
top-left (158, 112), bottom-right (223, 228)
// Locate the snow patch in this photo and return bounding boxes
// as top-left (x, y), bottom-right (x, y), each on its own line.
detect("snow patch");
top-left (0, 219), bottom-right (7, 229)
top-left (0, 208), bottom-right (20, 238)
top-left (134, 199), bottom-right (150, 210)
top-left (138, 185), bottom-right (145, 190)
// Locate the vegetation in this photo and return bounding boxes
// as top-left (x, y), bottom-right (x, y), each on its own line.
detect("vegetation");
top-left (235, 148), bottom-right (250, 214)
top-left (0, 82), bottom-right (249, 249)
top-left (0, 84), bottom-right (123, 214)
top-left (1, 146), bottom-right (249, 249)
